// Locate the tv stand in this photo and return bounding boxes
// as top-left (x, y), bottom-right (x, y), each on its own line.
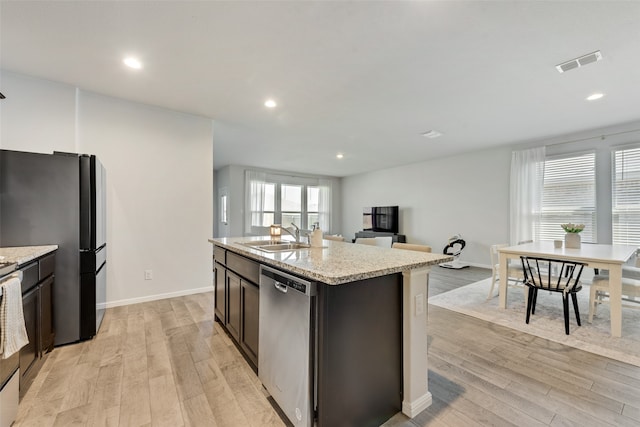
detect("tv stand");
top-left (354, 231), bottom-right (406, 243)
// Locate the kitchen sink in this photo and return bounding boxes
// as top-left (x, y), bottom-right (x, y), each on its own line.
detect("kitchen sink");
top-left (239, 240), bottom-right (311, 252)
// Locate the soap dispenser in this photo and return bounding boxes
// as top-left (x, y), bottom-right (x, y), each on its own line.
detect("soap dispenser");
top-left (310, 223), bottom-right (323, 247)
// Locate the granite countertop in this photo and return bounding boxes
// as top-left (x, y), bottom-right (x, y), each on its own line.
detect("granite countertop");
top-left (210, 236), bottom-right (453, 285)
top-left (0, 245), bottom-right (59, 266)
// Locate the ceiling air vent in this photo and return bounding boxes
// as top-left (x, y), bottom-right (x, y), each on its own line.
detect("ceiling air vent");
top-left (556, 51), bottom-right (602, 73)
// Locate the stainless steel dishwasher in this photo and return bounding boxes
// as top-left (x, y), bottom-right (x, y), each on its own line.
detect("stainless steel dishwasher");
top-left (259, 265), bottom-right (316, 427)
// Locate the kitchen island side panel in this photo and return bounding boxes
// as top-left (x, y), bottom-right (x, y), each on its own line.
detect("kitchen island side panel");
top-left (317, 273), bottom-right (402, 427)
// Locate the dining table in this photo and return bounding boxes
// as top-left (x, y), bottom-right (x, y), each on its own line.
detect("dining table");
top-left (498, 241), bottom-right (638, 337)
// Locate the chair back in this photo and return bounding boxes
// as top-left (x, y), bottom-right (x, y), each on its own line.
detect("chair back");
top-left (490, 244), bottom-right (508, 270)
top-left (373, 236), bottom-right (393, 248)
top-left (355, 236), bottom-right (393, 248)
top-left (355, 237), bottom-right (377, 246)
top-left (520, 256), bottom-right (586, 294)
top-left (392, 242), bottom-right (431, 253)
top-left (324, 235), bottom-right (345, 242)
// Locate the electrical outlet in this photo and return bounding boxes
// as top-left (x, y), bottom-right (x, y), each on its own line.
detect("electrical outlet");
top-left (144, 269), bottom-right (153, 280)
top-left (415, 293), bottom-right (424, 316)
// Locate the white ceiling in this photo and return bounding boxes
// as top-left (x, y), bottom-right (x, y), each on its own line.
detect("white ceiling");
top-left (2, 1), bottom-right (640, 177)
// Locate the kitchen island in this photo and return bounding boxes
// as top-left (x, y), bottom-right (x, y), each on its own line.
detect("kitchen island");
top-left (209, 236), bottom-right (452, 426)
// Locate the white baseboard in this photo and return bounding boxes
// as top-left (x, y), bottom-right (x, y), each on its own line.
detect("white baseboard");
top-left (465, 261), bottom-right (491, 269)
top-left (97, 286), bottom-right (213, 309)
top-left (402, 392), bottom-right (432, 418)
top-left (436, 261), bottom-right (491, 269)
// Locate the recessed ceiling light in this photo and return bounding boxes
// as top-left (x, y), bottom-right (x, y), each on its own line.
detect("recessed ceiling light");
top-left (586, 93), bottom-right (604, 101)
top-left (421, 130), bottom-right (442, 139)
top-left (264, 99), bottom-right (277, 108)
top-left (123, 57), bottom-right (143, 69)
top-left (336, 153), bottom-right (344, 159)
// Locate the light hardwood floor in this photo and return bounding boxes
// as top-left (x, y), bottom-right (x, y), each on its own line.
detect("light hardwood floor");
top-left (14, 266), bottom-right (640, 427)
top-left (15, 292), bottom-right (285, 427)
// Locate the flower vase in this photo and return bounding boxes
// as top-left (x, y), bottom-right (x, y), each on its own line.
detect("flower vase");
top-left (565, 232), bottom-right (581, 249)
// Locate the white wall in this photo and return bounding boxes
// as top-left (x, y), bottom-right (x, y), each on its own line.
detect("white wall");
top-left (342, 120), bottom-right (640, 268)
top-left (0, 71), bottom-right (77, 152)
top-left (342, 147), bottom-right (511, 266)
top-left (1, 70), bottom-right (214, 306)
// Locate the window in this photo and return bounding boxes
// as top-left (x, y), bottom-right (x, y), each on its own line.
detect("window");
top-left (307, 186), bottom-right (320, 228)
top-left (539, 152), bottom-right (596, 242)
top-left (250, 182), bottom-right (275, 227)
top-left (613, 146), bottom-right (640, 245)
top-left (220, 194), bottom-right (228, 224)
top-left (281, 184), bottom-right (302, 227)
top-left (245, 171), bottom-right (330, 235)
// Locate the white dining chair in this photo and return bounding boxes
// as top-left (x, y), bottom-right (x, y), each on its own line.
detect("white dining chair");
top-left (355, 237), bottom-right (377, 246)
top-left (391, 242), bottom-right (432, 253)
top-left (487, 243), bottom-right (527, 300)
top-left (324, 235), bottom-right (345, 242)
top-left (355, 236), bottom-right (393, 248)
top-left (588, 265), bottom-right (640, 323)
top-left (373, 236), bottom-right (393, 248)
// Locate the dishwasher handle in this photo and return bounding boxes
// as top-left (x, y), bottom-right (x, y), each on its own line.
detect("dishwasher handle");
top-left (260, 265), bottom-right (316, 296)
top-left (274, 282), bottom-right (288, 293)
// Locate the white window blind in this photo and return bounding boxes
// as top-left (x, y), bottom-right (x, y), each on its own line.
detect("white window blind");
top-left (613, 146), bottom-right (640, 245)
top-left (539, 152), bottom-right (596, 242)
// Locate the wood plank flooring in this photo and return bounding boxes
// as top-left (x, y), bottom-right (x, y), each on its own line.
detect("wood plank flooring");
top-left (14, 292), bottom-right (284, 427)
top-left (14, 266), bottom-right (640, 427)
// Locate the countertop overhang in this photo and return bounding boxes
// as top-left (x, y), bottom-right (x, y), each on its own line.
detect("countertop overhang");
top-left (0, 245), bottom-right (59, 266)
top-left (210, 237), bottom-right (453, 285)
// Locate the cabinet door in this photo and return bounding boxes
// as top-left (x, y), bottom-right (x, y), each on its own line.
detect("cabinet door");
top-left (39, 275), bottom-right (55, 353)
top-left (20, 286), bottom-right (39, 387)
top-left (226, 271), bottom-right (241, 341)
top-left (240, 280), bottom-right (259, 366)
top-left (213, 262), bottom-right (226, 323)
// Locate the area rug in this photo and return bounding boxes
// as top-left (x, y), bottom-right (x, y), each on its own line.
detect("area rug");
top-left (428, 278), bottom-right (640, 367)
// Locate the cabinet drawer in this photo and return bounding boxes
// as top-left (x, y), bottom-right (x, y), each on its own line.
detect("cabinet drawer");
top-left (39, 253), bottom-right (56, 280)
top-left (227, 252), bottom-right (259, 284)
top-left (214, 246), bottom-right (226, 265)
top-left (20, 262), bottom-right (39, 294)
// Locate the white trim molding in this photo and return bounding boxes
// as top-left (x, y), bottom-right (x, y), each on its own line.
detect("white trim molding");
top-left (99, 286), bottom-right (212, 309)
top-left (401, 266), bottom-right (432, 418)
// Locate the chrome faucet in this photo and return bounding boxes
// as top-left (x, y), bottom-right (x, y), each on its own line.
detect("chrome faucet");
top-left (280, 223), bottom-right (301, 243)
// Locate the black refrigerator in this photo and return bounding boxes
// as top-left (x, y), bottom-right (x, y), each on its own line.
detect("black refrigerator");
top-left (0, 150), bottom-right (107, 345)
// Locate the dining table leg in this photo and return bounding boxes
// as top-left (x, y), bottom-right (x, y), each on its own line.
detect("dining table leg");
top-left (499, 252), bottom-right (508, 309)
top-left (608, 264), bottom-right (623, 337)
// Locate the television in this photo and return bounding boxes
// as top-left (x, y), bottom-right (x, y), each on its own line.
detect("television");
top-left (363, 206), bottom-right (399, 234)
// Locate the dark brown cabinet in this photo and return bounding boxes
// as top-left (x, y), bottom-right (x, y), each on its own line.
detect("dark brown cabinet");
top-left (226, 271), bottom-right (241, 341)
top-left (39, 275), bottom-right (54, 353)
top-left (19, 286), bottom-right (38, 390)
top-left (213, 261), bottom-right (226, 324)
top-left (240, 280), bottom-right (259, 365)
top-left (212, 245), bottom-right (260, 371)
top-left (19, 251), bottom-right (56, 397)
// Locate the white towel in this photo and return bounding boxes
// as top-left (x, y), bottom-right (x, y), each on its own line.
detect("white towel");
top-left (0, 276), bottom-right (29, 359)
